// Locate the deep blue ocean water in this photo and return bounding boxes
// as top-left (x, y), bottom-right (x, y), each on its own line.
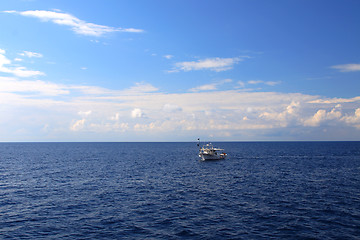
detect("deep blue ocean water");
top-left (0, 142), bottom-right (359, 239)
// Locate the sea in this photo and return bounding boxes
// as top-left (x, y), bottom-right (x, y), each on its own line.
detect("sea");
top-left (0, 142), bottom-right (359, 239)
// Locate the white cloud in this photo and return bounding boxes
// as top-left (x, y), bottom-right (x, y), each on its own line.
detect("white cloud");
top-left (265, 81), bottom-right (281, 86)
top-left (70, 111), bottom-right (93, 131)
top-left (172, 57), bottom-right (243, 72)
top-left (237, 81), bottom-right (246, 88)
top-left (303, 107), bottom-right (342, 127)
top-left (189, 79), bottom-right (232, 92)
top-left (71, 119), bottom-right (85, 131)
top-left (303, 109), bottom-right (327, 127)
top-left (248, 80), bottom-right (281, 86)
top-left (248, 80), bottom-right (263, 85)
top-left (119, 82), bottom-right (159, 96)
top-left (131, 108), bottom-right (144, 118)
top-left (191, 79), bottom-right (280, 92)
top-left (70, 85), bottom-right (111, 95)
top-left (0, 52), bottom-right (12, 66)
top-left (110, 113), bottom-right (120, 121)
top-left (10, 67), bottom-right (45, 78)
top-left (163, 55), bottom-right (174, 59)
top-left (0, 77), bottom-right (68, 95)
top-left (0, 74), bottom-right (159, 98)
top-left (134, 122), bottom-right (156, 131)
top-left (341, 108), bottom-right (360, 129)
top-left (309, 96), bottom-right (360, 104)
top-left (5, 10), bottom-right (144, 37)
top-left (163, 104), bottom-right (182, 112)
top-left (259, 101), bottom-right (300, 127)
top-left (78, 110), bottom-right (92, 116)
top-left (189, 83), bottom-right (218, 92)
top-left (19, 51), bottom-right (43, 58)
top-left (0, 50), bottom-right (45, 78)
top-left (331, 63), bottom-right (360, 72)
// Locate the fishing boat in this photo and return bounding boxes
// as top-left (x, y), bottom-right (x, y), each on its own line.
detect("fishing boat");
top-left (197, 139), bottom-right (227, 161)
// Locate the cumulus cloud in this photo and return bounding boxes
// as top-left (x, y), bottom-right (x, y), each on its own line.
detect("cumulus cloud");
top-left (131, 108), bottom-right (144, 118)
top-left (5, 10), bottom-right (144, 36)
top-left (303, 106), bottom-right (342, 127)
top-left (110, 113), bottom-right (120, 121)
top-left (171, 57), bottom-right (244, 72)
top-left (341, 108), bottom-right (360, 129)
top-left (303, 110), bottom-right (327, 127)
top-left (259, 101), bottom-right (300, 127)
top-left (331, 63), bottom-right (360, 72)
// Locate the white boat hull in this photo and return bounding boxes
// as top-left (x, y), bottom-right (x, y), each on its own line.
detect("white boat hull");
top-left (198, 142), bottom-right (227, 161)
top-left (199, 153), bottom-right (227, 161)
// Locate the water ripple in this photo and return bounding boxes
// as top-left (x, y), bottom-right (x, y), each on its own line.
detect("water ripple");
top-left (0, 142), bottom-right (359, 239)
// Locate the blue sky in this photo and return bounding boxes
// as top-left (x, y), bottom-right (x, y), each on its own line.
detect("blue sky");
top-left (0, 0), bottom-right (360, 141)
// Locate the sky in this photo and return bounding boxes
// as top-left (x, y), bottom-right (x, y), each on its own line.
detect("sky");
top-left (0, 0), bottom-right (360, 142)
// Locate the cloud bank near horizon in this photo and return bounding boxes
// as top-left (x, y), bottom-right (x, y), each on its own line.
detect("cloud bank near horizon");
top-left (1, 72), bottom-right (360, 141)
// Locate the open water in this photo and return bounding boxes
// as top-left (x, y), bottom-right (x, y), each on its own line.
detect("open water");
top-left (0, 142), bottom-right (359, 239)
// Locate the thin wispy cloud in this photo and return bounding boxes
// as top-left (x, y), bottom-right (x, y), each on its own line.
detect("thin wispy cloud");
top-left (162, 103), bottom-right (182, 112)
top-left (171, 57), bottom-right (245, 72)
top-left (0, 76), bottom-right (68, 95)
top-left (189, 79), bottom-right (232, 92)
top-left (248, 80), bottom-right (281, 86)
top-left (331, 63), bottom-right (360, 72)
top-left (0, 49), bottom-right (45, 78)
top-left (309, 96), bottom-right (360, 104)
top-left (237, 81), bottom-right (246, 88)
top-left (4, 10), bottom-right (144, 36)
top-left (248, 80), bottom-right (263, 85)
top-left (163, 55), bottom-right (174, 59)
top-left (19, 51), bottom-right (43, 58)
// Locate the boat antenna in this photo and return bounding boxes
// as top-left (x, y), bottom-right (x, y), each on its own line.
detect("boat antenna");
top-left (197, 138), bottom-right (200, 147)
